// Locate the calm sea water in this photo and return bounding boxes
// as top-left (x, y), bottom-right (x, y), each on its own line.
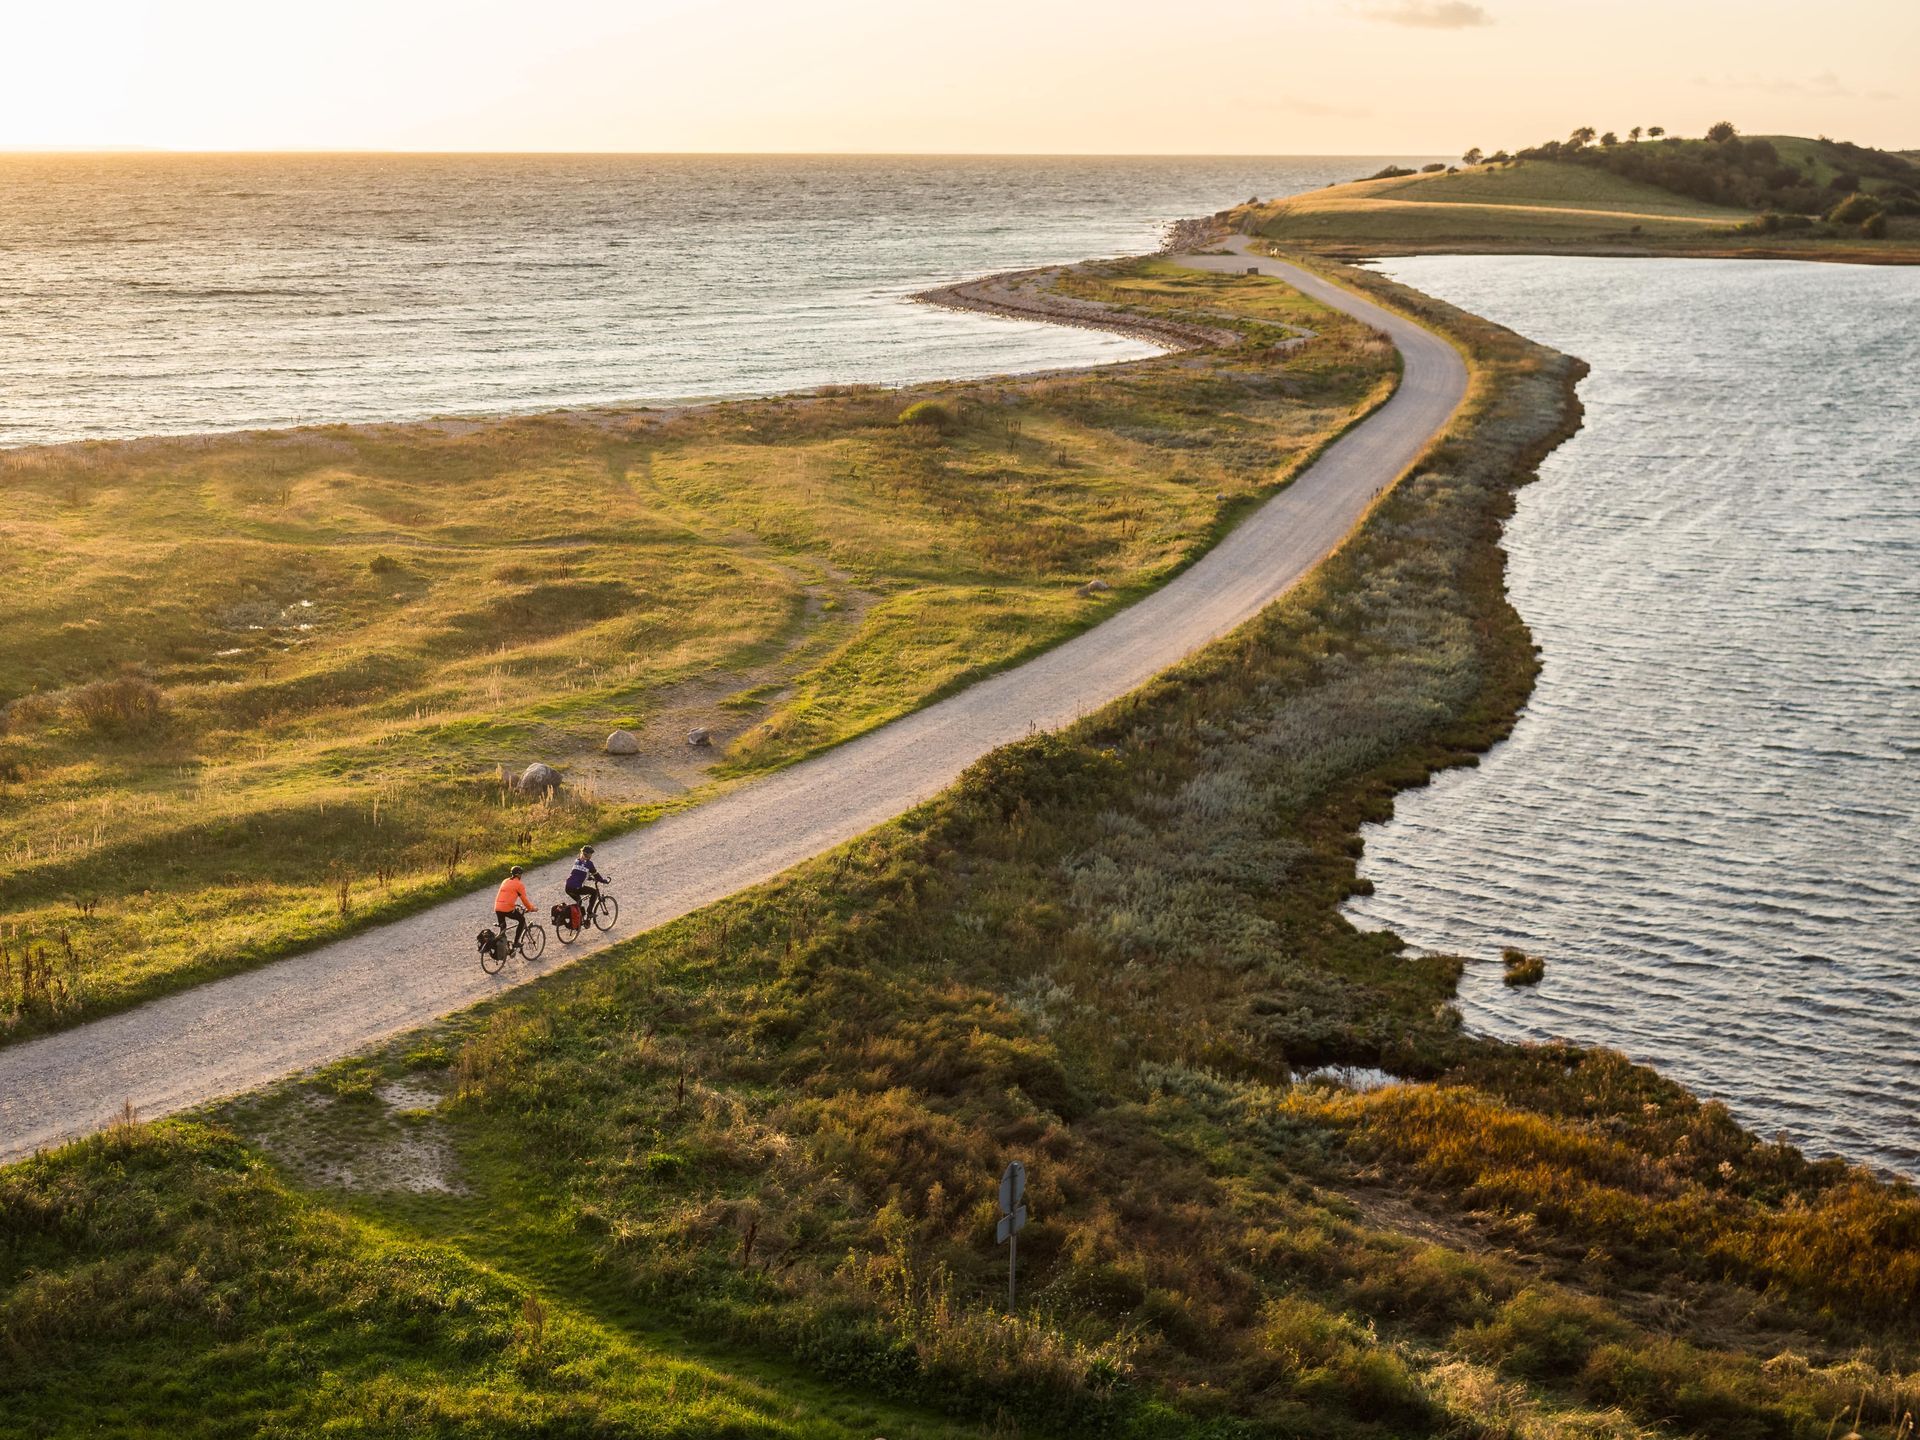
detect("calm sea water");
top-left (1345, 255), bottom-right (1920, 1176)
top-left (0, 154), bottom-right (1416, 447)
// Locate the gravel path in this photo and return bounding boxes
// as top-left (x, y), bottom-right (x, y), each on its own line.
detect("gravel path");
top-left (0, 241), bottom-right (1467, 1163)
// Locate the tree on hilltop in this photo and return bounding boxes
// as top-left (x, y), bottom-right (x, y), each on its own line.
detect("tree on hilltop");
top-left (1569, 125), bottom-right (1597, 147)
top-left (1649, 125), bottom-right (1666, 138)
top-left (1629, 126), bottom-right (1643, 142)
top-left (1707, 120), bottom-right (1738, 143)
top-left (1601, 131), bottom-right (1619, 146)
top-left (1462, 147), bottom-right (1484, 165)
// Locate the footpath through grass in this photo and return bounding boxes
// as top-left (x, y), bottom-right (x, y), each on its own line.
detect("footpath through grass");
top-left (8, 259), bottom-right (1917, 1436)
top-left (0, 259), bottom-right (1395, 1040)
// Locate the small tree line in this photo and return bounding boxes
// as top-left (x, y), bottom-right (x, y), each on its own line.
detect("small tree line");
top-left (1450, 122), bottom-right (1917, 231)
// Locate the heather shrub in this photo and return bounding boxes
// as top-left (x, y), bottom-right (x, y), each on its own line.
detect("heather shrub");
top-left (68, 675), bottom-right (166, 736)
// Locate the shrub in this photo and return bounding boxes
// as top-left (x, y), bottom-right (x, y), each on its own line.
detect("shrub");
top-left (1457, 1288), bottom-right (1632, 1381)
top-left (897, 400), bottom-right (957, 432)
top-left (1863, 211), bottom-right (1889, 238)
top-left (1501, 948), bottom-right (1545, 986)
top-left (369, 552), bottom-right (403, 575)
top-left (69, 676), bottom-right (166, 736)
top-left (1828, 192), bottom-right (1883, 225)
top-left (1366, 165), bottom-right (1416, 181)
top-left (1261, 1297), bottom-right (1431, 1421)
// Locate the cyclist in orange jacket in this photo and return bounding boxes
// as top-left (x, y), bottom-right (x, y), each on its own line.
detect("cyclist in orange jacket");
top-left (493, 866), bottom-right (534, 954)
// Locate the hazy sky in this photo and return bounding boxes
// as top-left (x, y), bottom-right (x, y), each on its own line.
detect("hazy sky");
top-left (8, 0), bottom-right (1914, 153)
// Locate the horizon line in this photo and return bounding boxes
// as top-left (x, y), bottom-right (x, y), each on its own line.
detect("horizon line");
top-left (0, 146), bottom-right (1450, 159)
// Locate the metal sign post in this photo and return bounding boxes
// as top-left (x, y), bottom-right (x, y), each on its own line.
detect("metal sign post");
top-left (996, 1160), bottom-right (1028, 1309)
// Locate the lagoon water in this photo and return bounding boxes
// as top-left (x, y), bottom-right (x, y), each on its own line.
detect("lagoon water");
top-left (1346, 255), bottom-right (1920, 1177)
top-left (0, 153), bottom-right (1409, 448)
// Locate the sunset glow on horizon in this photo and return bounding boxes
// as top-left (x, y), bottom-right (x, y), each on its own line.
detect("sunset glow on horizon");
top-left (6, 0), bottom-right (1915, 155)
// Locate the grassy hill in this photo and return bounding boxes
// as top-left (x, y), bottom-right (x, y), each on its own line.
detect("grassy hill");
top-left (1239, 130), bottom-right (1920, 262)
top-left (7, 259), bottom-right (1919, 1438)
top-left (1246, 161), bottom-right (1748, 250)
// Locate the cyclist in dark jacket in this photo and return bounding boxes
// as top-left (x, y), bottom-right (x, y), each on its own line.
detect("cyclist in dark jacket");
top-left (565, 845), bottom-right (607, 921)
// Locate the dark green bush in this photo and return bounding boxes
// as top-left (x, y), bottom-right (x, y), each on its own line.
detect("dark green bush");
top-left (1827, 192), bottom-right (1884, 225)
top-left (896, 400), bottom-right (957, 432)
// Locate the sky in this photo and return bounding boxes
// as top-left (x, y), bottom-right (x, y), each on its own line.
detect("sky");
top-left (6, 0), bottom-right (1914, 154)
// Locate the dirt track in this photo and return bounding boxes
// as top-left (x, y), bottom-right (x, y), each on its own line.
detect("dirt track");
top-left (0, 240), bottom-right (1468, 1162)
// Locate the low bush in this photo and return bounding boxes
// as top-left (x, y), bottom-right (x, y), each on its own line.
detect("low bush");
top-left (1501, 947), bottom-right (1545, 986)
top-left (68, 675), bottom-right (166, 736)
top-left (897, 400), bottom-right (957, 432)
top-left (1827, 192), bottom-right (1884, 225)
top-left (1455, 1287), bottom-right (1633, 1381)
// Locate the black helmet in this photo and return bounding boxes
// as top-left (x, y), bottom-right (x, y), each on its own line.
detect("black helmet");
top-left (509, 865), bottom-right (523, 877)
top-left (581, 845), bottom-right (595, 857)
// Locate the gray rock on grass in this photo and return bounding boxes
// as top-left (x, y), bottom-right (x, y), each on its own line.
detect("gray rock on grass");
top-left (1076, 578), bottom-right (1112, 598)
top-left (517, 762), bottom-right (561, 794)
top-left (605, 729), bottom-right (640, 755)
top-left (687, 727), bottom-right (713, 748)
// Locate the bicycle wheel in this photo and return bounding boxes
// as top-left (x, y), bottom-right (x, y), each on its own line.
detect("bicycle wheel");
top-left (593, 894), bottom-right (619, 932)
top-left (520, 924), bottom-right (547, 962)
top-left (556, 914), bottom-right (582, 945)
top-left (480, 941), bottom-right (507, 975)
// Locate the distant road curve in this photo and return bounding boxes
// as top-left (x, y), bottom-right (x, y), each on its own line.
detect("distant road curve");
top-left (0, 238), bottom-right (1468, 1163)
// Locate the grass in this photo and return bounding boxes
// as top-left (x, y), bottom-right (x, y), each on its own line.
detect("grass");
top-left (1240, 155), bottom-right (1920, 262)
top-left (8, 256), bottom-right (1916, 1436)
top-left (0, 257), bottom-right (1395, 1040)
top-left (1501, 947), bottom-right (1546, 986)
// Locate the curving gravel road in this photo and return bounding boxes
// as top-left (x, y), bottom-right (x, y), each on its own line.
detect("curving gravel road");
top-left (0, 242), bottom-right (1467, 1163)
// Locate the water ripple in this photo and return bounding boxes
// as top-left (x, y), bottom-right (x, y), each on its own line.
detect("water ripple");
top-left (1347, 256), bottom-right (1920, 1178)
top-left (0, 154), bottom-right (1407, 448)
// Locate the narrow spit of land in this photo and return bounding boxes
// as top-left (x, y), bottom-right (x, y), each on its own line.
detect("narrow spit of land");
top-left (0, 252), bottom-right (1390, 1036)
top-left (0, 241), bottom-right (1467, 1162)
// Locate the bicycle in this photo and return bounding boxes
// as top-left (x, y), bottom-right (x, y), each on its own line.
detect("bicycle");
top-left (478, 912), bottom-right (547, 973)
top-left (553, 881), bottom-right (618, 944)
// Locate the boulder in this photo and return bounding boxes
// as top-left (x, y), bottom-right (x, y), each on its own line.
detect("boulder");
top-left (605, 729), bottom-right (641, 755)
top-left (517, 762), bottom-right (561, 794)
top-left (1075, 578), bottom-right (1112, 598)
top-left (686, 727), bottom-right (713, 748)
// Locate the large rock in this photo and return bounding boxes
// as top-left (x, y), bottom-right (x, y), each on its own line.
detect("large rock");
top-left (686, 727), bottom-right (713, 748)
top-left (517, 762), bottom-right (561, 794)
top-left (1075, 578), bottom-right (1112, 598)
top-left (605, 729), bottom-right (641, 755)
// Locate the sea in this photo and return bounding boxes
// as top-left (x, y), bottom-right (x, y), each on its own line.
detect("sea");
top-left (1345, 254), bottom-right (1920, 1178)
top-left (0, 153), bottom-right (1414, 448)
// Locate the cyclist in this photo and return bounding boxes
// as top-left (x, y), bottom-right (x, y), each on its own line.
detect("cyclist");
top-left (493, 865), bottom-right (534, 954)
top-left (565, 845), bottom-right (608, 923)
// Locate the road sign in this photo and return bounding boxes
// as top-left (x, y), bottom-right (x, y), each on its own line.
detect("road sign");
top-left (997, 1161), bottom-right (1029, 1308)
top-left (998, 1160), bottom-right (1026, 1215)
top-left (995, 1206), bottom-right (1028, 1244)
